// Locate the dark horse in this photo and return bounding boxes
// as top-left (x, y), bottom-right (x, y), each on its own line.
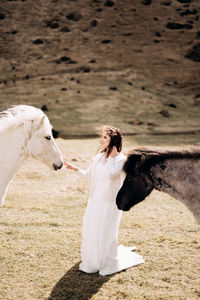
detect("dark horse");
top-left (116, 147), bottom-right (200, 224)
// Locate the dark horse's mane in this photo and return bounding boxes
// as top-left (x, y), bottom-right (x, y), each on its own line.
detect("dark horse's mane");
top-left (124, 147), bottom-right (200, 174)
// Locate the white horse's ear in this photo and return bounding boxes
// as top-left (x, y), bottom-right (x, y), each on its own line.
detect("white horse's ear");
top-left (37, 116), bottom-right (46, 130)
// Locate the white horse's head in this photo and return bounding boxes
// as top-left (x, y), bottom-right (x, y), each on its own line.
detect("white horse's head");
top-left (0, 105), bottom-right (64, 207)
top-left (23, 109), bottom-right (63, 170)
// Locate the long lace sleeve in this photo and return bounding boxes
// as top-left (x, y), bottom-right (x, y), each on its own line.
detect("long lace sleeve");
top-left (76, 153), bottom-right (101, 179)
top-left (106, 155), bottom-right (126, 179)
top-left (77, 164), bottom-right (92, 179)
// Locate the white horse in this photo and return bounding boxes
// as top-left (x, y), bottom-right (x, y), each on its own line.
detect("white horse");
top-left (0, 105), bottom-right (63, 206)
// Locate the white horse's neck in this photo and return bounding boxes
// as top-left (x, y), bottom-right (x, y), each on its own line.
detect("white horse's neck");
top-left (0, 126), bottom-right (27, 182)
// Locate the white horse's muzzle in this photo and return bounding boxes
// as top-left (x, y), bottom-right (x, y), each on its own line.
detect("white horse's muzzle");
top-left (53, 162), bottom-right (63, 170)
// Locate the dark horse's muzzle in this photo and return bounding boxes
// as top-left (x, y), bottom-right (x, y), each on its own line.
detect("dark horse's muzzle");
top-left (116, 190), bottom-right (131, 211)
top-left (116, 193), bottom-right (125, 210)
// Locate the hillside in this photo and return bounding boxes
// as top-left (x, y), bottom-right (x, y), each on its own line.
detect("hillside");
top-left (0, 0), bottom-right (200, 137)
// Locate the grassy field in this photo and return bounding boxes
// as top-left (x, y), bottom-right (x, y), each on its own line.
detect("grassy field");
top-left (0, 137), bottom-right (200, 300)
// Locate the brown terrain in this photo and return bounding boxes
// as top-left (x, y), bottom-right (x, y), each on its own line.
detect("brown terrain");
top-left (0, 0), bottom-right (200, 137)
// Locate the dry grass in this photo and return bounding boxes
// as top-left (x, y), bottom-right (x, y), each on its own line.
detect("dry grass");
top-left (0, 138), bottom-right (200, 300)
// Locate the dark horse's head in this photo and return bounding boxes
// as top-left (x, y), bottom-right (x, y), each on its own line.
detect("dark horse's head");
top-left (116, 149), bottom-right (156, 211)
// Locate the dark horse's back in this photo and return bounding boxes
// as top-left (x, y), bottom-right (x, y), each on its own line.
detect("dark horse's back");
top-left (150, 154), bottom-right (200, 223)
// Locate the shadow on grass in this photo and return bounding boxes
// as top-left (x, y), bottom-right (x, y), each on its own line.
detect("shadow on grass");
top-left (48, 262), bottom-right (113, 300)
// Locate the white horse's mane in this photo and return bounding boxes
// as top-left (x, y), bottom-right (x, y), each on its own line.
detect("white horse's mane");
top-left (0, 105), bottom-right (46, 134)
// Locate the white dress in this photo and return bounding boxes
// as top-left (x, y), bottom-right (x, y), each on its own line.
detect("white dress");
top-left (77, 152), bottom-right (144, 276)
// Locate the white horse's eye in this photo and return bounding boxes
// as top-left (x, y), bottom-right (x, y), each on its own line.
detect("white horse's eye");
top-left (45, 136), bottom-right (51, 140)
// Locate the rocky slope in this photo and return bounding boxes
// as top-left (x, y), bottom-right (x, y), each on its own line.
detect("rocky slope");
top-left (0, 0), bottom-right (200, 137)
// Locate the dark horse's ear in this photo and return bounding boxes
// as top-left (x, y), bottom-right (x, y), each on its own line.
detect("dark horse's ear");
top-left (124, 148), bottom-right (160, 175)
top-left (124, 151), bottom-right (144, 174)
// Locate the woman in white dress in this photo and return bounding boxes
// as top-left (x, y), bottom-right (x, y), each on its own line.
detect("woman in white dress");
top-left (64, 125), bottom-right (144, 276)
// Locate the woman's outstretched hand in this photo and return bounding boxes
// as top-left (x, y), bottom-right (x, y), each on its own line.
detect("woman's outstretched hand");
top-left (64, 162), bottom-right (79, 172)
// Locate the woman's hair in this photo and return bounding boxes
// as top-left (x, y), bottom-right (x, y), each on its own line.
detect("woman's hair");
top-left (98, 125), bottom-right (123, 158)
